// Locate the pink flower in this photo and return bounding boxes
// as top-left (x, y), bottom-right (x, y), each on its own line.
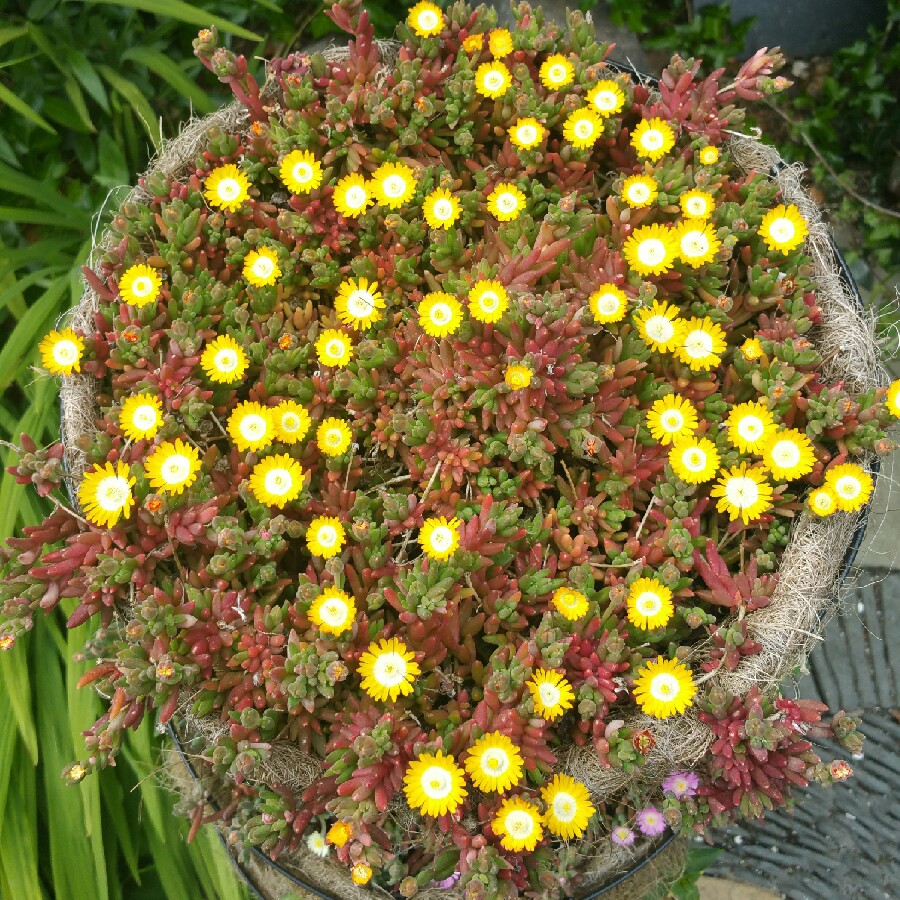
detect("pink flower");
top-left (635, 806), bottom-right (666, 836)
top-left (662, 770), bottom-right (699, 799)
top-left (610, 825), bottom-right (635, 846)
top-left (434, 872), bottom-right (461, 889)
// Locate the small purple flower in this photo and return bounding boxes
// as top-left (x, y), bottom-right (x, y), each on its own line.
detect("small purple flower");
top-left (635, 806), bottom-right (666, 837)
top-left (610, 825), bottom-right (635, 846)
top-left (434, 872), bottom-right (461, 889)
top-left (662, 770), bottom-right (699, 799)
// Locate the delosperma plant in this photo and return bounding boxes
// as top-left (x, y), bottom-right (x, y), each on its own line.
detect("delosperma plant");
top-left (3, 1), bottom-right (900, 896)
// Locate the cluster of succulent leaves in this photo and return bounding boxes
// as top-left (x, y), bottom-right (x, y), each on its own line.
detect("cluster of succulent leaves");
top-left (0, 1), bottom-right (896, 897)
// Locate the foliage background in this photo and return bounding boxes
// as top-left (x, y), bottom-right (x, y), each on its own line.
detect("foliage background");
top-left (0, 1), bottom-right (895, 898)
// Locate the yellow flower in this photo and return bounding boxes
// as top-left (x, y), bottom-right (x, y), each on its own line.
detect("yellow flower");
top-left (39, 328), bottom-right (84, 376)
top-left (274, 400), bottom-right (311, 444)
top-left (551, 587), bottom-right (589, 620)
top-left (200, 335), bottom-right (248, 384)
top-left (740, 337), bottom-right (764, 360)
top-left (408, 0), bottom-right (444, 37)
top-left (326, 821), bottom-right (352, 847)
top-left (279, 149), bottom-right (323, 194)
top-left (248, 454), bottom-right (305, 508)
top-left (243, 246), bottom-right (281, 287)
top-left (78, 460), bottom-right (135, 529)
top-left (309, 587), bottom-right (356, 636)
top-left (120, 393), bottom-right (163, 442)
top-left (526, 668), bottom-right (574, 720)
top-left (488, 28), bottom-right (513, 57)
top-left (462, 33), bottom-right (483, 52)
top-left (669, 437), bottom-right (720, 484)
top-left (680, 189), bottom-right (715, 219)
top-left (623, 224), bottom-right (678, 276)
top-left (808, 485), bottom-right (838, 517)
top-left (539, 54), bottom-right (574, 89)
top-left (403, 750), bottom-right (467, 817)
top-left (504, 364), bottom-right (532, 390)
top-left (646, 394), bottom-right (698, 445)
top-left (351, 862), bottom-right (372, 886)
top-left (541, 774), bottom-right (595, 840)
top-left (475, 61), bottom-right (512, 98)
top-left (423, 188), bottom-right (461, 229)
top-left (759, 204), bottom-right (808, 253)
top-left (588, 285), bottom-right (629, 324)
top-left (227, 401), bottom-right (276, 453)
top-left (306, 516), bottom-right (346, 559)
top-left (587, 79), bottom-right (625, 116)
top-left (204, 164), bottom-right (250, 212)
top-left (419, 516), bottom-right (461, 561)
top-left (335, 277), bottom-right (385, 330)
top-left (359, 636), bottom-right (421, 703)
top-left (493, 796), bottom-right (543, 852)
top-left (726, 401), bottom-right (775, 453)
top-left (886, 379), bottom-right (900, 418)
top-left (675, 222), bottom-right (721, 268)
top-left (824, 463), bottom-right (874, 512)
top-left (563, 107), bottom-right (604, 149)
top-left (487, 182), bottom-right (526, 222)
top-left (119, 264), bottom-right (162, 307)
top-left (631, 118), bottom-right (675, 161)
top-left (634, 300), bottom-right (684, 352)
top-left (315, 328), bottom-right (354, 368)
top-left (372, 161), bottom-right (416, 209)
top-left (675, 317), bottom-right (728, 371)
top-left (761, 428), bottom-right (816, 481)
top-left (509, 117), bottom-right (545, 150)
top-left (317, 417), bottom-right (353, 456)
top-left (621, 174), bottom-right (658, 209)
top-left (418, 292), bottom-right (463, 338)
top-left (633, 656), bottom-right (696, 719)
top-left (145, 439), bottom-right (201, 496)
top-left (710, 463), bottom-right (774, 524)
top-left (464, 732), bottom-right (524, 793)
top-left (699, 145), bottom-right (720, 164)
top-left (333, 173), bottom-right (372, 218)
top-left (626, 577), bottom-right (674, 630)
top-left (468, 280), bottom-right (509, 323)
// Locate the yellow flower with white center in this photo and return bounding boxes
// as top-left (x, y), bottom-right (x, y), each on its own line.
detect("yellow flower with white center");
top-left (227, 401), bottom-right (276, 453)
top-left (493, 796), bottom-right (543, 852)
top-left (509, 117), bottom-right (545, 150)
top-left (306, 516), bottom-right (346, 559)
top-left (200, 335), bottom-right (248, 384)
top-left (145, 439), bottom-right (201, 496)
top-left (315, 328), bottom-right (354, 368)
top-left (631, 118), bottom-right (675, 161)
top-left (119, 264), bottom-right (162, 307)
top-left (626, 577), bottom-right (674, 630)
top-left (526, 668), bottom-right (575, 720)
top-left (204, 164), bottom-right (250, 213)
top-left (699, 145), bottom-right (720, 165)
top-left (634, 300), bottom-right (684, 352)
top-left (621, 174), bottom-right (658, 209)
top-left (462, 33), bottom-right (483, 52)
top-left (39, 328), bottom-right (84, 376)
top-left (403, 750), bottom-right (467, 818)
top-left (623, 224), bottom-right (678, 276)
top-left (808, 485), bottom-right (838, 517)
top-left (541, 774), bottom-right (595, 840)
top-left (419, 516), bottom-right (461, 561)
top-left (824, 463), bottom-right (874, 512)
top-left (669, 437), bottom-right (720, 484)
top-left (423, 188), bottom-right (461, 229)
top-left (563, 107), bottom-right (604, 149)
top-left (646, 394), bottom-right (698, 445)
top-left (589, 285), bottom-right (629, 324)
top-left (726, 401), bottom-right (775, 453)
top-left (675, 222), bottom-right (721, 268)
top-left (710, 463), bottom-right (774, 524)
top-left (309, 587), bottom-right (356, 636)
top-left (418, 292), bottom-right (463, 338)
top-left (487, 182), bottom-right (527, 222)
top-left (335, 277), bottom-right (385, 330)
top-left (761, 428), bottom-right (816, 481)
top-left (248, 454), bottom-right (305, 508)
top-left (587, 79), bottom-right (625, 116)
top-left (488, 28), bottom-right (513, 57)
top-left (408, 0), bottom-right (444, 37)
top-left (279, 149), bottom-right (323, 194)
top-left (120, 393), bottom-right (163, 442)
top-left (306, 832), bottom-right (329, 858)
top-left (78, 460), bottom-right (135, 529)
top-left (468, 280), bottom-right (509, 323)
top-left (273, 400), bottom-right (311, 444)
top-left (886, 379), bottom-right (900, 418)
top-left (316, 417), bottom-right (353, 457)
top-left (759, 204), bottom-right (808, 253)
top-left (551, 587), bottom-right (590, 620)
top-left (464, 732), bottom-right (524, 794)
top-left (633, 656), bottom-right (696, 719)
top-left (351, 863), bottom-right (372, 886)
top-left (539, 54), bottom-right (574, 89)
top-left (504, 364), bottom-right (532, 390)
top-left (326, 821), bottom-right (352, 847)
top-left (680, 189), bottom-right (715, 219)
top-left (675, 317), bottom-right (728, 371)
top-left (740, 337), bottom-right (764, 360)
top-left (359, 636), bottom-right (421, 703)
top-left (475, 61), bottom-right (512, 98)
top-left (372, 162), bottom-right (416, 209)
top-left (243, 246), bottom-right (282, 287)
top-left (333, 173), bottom-right (372, 218)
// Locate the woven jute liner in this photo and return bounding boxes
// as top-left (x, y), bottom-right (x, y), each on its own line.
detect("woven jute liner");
top-left (59, 37), bottom-right (883, 900)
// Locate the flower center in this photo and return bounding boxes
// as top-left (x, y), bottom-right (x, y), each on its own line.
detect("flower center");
top-left (552, 793), bottom-right (577, 822)
top-left (645, 315), bottom-right (674, 343)
top-left (681, 232), bottom-right (709, 257)
top-left (650, 672), bottom-right (680, 701)
top-left (319, 598), bottom-right (349, 627)
top-left (684, 330), bottom-right (714, 358)
top-left (433, 199), bottom-right (453, 219)
top-left (737, 416), bottom-right (764, 441)
top-left (771, 440), bottom-right (800, 468)
top-left (417, 9), bottom-right (439, 30)
top-left (686, 197), bottom-right (708, 216)
top-left (596, 292), bottom-right (621, 316)
top-left (252, 256), bottom-right (275, 279)
top-left (161, 454), bottom-right (191, 484)
top-left (315, 525), bottom-right (338, 548)
top-left (420, 765), bottom-right (452, 799)
top-left (96, 476), bottom-right (130, 511)
top-left (659, 410), bottom-right (684, 432)
top-left (682, 447), bottom-right (707, 472)
top-left (281, 412), bottom-right (300, 432)
top-left (506, 811), bottom-right (534, 838)
top-left (627, 183), bottom-right (650, 204)
top-left (239, 414), bottom-right (268, 441)
top-left (637, 239), bottom-right (666, 266)
top-left (53, 340), bottom-right (79, 366)
top-left (346, 290), bottom-right (374, 318)
top-left (575, 119), bottom-right (594, 139)
top-left (497, 192), bottom-right (518, 213)
top-left (636, 591), bottom-right (662, 616)
top-left (325, 428), bottom-right (344, 448)
top-left (479, 291), bottom-right (499, 312)
top-left (292, 161), bottom-right (313, 183)
top-left (429, 525), bottom-right (454, 552)
top-left (131, 276), bottom-right (154, 297)
top-left (345, 186), bottom-right (367, 208)
top-left (517, 125), bottom-right (537, 144)
top-left (430, 303), bottom-right (452, 325)
top-left (481, 748), bottom-right (509, 775)
top-left (769, 217), bottom-right (796, 243)
top-left (131, 404), bottom-right (158, 431)
top-left (538, 681), bottom-right (561, 707)
top-left (594, 90), bottom-right (617, 111)
top-left (326, 339), bottom-right (346, 359)
top-left (264, 468), bottom-right (293, 496)
top-left (725, 476), bottom-right (759, 508)
top-left (641, 129), bottom-right (664, 150)
top-left (548, 64), bottom-right (566, 83)
top-left (834, 475), bottom-right (861, 499)
top-left (214, 349), bottom-right (238, 372)
top-left (217, 178), bottom-right (241, 200)
top-left (383, 175), bottom-right (407, 198)
top-left (484, 70), bottom-right (505, 91)
top-left (373, 652), bottom-right (407, 687)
